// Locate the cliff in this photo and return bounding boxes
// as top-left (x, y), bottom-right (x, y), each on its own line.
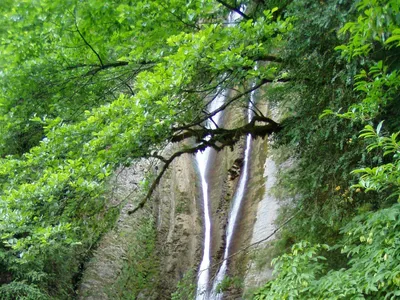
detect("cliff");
top-left (78, 92), bottom-right (287, 299)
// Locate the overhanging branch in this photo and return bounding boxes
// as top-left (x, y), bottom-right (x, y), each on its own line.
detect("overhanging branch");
top-left (74, 11), bottom-right (104, 67)
top-left (127, 143), bottom-right (207, 215)
top-left (84, 61), bottom-right (129, 76)
top-left (174, 77), bottom-right (289, 131)
top-left (254, 55), bottom-right (283, 63)
top-left (171, 115), bottom-right (280, 143)
top-left (215, 0), bottom-right (251, 20)
top-left (127, 115), bottom-right (281, 215)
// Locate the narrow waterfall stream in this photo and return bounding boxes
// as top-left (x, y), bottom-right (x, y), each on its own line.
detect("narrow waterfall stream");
top-left (195, 93), bottom-right (225, 300)
top-left (195, 9), bottom-right (244, 300)
top-left (211, 89), bottom-right (254, 299)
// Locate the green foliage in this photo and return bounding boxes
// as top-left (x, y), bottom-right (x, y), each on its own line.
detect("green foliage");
top-left (171, 270), bottom-right (196, 300)
top-left (352, 123), bottom-right (400, 198)
top-left (270, 0), bottom-right (368, 247)
top-left (215, 275), bottom-right (243, 294)
top-left (269, 0), bottom-right (399, 245)
top-left (0, 0), bottom-right (218, 156)
top-left (254, 242), bottom-right (328, 300)
top-left (255, 204), bottom-right (400, 299)
top-left (107, 218), bottom-right (159, 299)
top-left (0, 0), bottom-right (294, 296)
top-left (255, 0), bottom-right (400, 299)
top-left (0, 281), bottom-right (48, 300)
top-left (335, 0), bottom-right (400, 59)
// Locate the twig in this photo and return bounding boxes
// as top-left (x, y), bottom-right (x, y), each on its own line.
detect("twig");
top-left (74, 8), bottom-right (104, 67)
top-left (173, 77), bottom-right (289, 132)
top-left (197, 210), bottom-right (300, 279)
top-left (127, 144), bottom-right (207, 215)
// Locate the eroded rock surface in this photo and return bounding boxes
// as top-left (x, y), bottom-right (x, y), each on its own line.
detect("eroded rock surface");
top-left (78, 153), bottom-right (202, 299)
top-left (78, 161), bottom-right (152, 299)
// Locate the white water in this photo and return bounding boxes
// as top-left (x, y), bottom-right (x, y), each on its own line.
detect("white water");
top-left (211, 86), bottom-right (255, 299)
top-left (196, 8), bottom-right (245, 299)
top-left (195, 92), bottom-right (225, 300)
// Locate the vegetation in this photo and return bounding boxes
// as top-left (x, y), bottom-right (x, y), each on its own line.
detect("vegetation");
top-left (254, 0), bottom-right (400, 299)
top-left (107, 217), bottom-right (159, 299)
top-left (0, 0), bottom-right (398, 298)
top-left (171, 270), bottom-right (196, 300)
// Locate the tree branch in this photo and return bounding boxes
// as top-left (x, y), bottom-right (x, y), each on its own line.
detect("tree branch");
top-left (127, 144), bottom-right (207, 215)
top-left (127, 116), bottom-right (282, 215)
top-left (215, 0), bottom-right (251, 20)
top-left (171, 115), bottom-right (280, 143)
top-left (74, 10), bottom-right (104, 67)
top-left (84, 61), bottom-right (129, 76)
top-left (174, 77), bottom-right (289, 132)
top-left (254, 54), bottom-right (283, 63)
top-left (159, 2), bottom-right (200, 30)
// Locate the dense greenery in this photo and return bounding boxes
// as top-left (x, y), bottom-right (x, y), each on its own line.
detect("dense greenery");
top-left (254, 0), bottom-right (400, 299)
top-left (0, 0), bottom-right (288, 297)
top-left (0, 0), bottom-right (399, 298)
top-left (107, 217), bottom-right (159, 299)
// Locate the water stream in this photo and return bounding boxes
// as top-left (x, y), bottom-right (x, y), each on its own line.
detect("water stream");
top-left (195, 9), bottom-right (245, 299)
top-left (195, 92), bottom-right (225, 300)
top-left (210, 88), bottom-right (254, 299)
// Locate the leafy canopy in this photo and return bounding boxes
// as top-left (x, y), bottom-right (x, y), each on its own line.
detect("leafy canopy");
top-left (255, 0), bottom-right (400, 299)
top-left (0, 0), bottom-right (290, 297)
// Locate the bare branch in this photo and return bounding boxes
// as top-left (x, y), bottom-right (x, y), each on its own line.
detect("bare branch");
top-left (215, 0), bottom-right (251, 20)
top-left (74, 9), bottom-right (104, 67)
top-left (254, 54), bottom-right (283, 63)
top-left (127, 115), bottom-right (282, 215)
top-left (174, 77), bottom-right (290, 131)
top-left (127, 143), bottom-right (207, 215)
top-left (171, 115), bottom-right (281, 143)
top-left (84, 61), bottom-right (129, 76)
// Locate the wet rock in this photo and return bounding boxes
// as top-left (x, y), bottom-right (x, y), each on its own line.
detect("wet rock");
top-left (228, 158), bottom-right (244, 180)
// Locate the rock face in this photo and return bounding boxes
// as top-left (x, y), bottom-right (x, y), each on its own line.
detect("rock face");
top-left (214, 92), bottom-right (292, 299)
top-left (207, 103), bottom-right (247, 278)
top-left (242, 154), bottom-right (280, 295)
top-left (78, 161), bottom-right (153, 299)
top-left (77, 103), bottom-right (245, 299)
top-left (221, 116), bottom-right (274, 299)
top-left (155, 153), bottom-right (201, 295)
top-left (78, 91), bottom-right (288, 299)
top-left (78, 153), bottom-right (202, 299)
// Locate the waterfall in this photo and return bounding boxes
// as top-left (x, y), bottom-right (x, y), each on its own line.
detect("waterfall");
top-left (210, 86), bottom-right (254, 299)
top-left (195, 8), bottom-right (245, 300)
top-left (195, 92), bottom-right (225, 300)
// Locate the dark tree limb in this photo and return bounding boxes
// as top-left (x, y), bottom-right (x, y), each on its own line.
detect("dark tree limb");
top-left (64, 63), bottom-right (98, 70)
top-left (174, 77), bottom-right (290, 132)
top-left (171, 115), bottom-right (280, 143)
top-left (127, 143), bottom-right (207, 215)
top-left (84, 61), bottom-right (129, 76)
top-left (147, 153), bottom-right (169, 163)
top-left (215, 0), bottom-right (251, 20)
top-left (64, 61), bottom-right (156, 77)
top-left (127, 116), bottom-right (281, 215)
top-left (254, 54), bottom-right (283, 63)
top-left (74, 11), bottom-right (104, 67)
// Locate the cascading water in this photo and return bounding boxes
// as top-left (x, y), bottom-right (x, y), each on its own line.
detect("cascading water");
top-left (211, 84), bottom-right (255, 299)
top-left (195, 8), bottom-right (245, 300)
top-left (195, 92), bottom-right (225, 300)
